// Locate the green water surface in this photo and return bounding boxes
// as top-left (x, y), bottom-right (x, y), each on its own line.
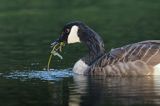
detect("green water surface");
top-left (0, 0), bottom-right (160, 106)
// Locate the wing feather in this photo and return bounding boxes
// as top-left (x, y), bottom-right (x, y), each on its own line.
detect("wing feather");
top-left (87, 40), bottom-right (160, 74)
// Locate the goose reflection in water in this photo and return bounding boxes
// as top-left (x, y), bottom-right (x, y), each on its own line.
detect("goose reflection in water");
top-left (68, 75), bottom-right (160, 106)
top-left (2, 70), bottom-right (160, 106)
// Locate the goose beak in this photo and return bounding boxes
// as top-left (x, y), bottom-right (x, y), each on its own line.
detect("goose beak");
top-left (51, 39), bottom-right (59, 48)
top-left (50, 39), bottom-right (65, 52)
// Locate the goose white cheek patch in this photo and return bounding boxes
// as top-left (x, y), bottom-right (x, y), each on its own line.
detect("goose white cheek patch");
top-left (67, 25), bottom-right (80, 44)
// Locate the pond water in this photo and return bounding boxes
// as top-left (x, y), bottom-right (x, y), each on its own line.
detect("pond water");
top-left (0, 0), bottom-right (160, 105)
top-left (1, 36), bottom-right (160, 106)
top-left (1, 70), bottom-right (160, 106)
top-left (0, 22), bottom-right (160, 106)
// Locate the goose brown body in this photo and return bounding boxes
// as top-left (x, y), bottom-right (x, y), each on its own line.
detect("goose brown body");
top-left (85, 40), bottom-right (160, 76)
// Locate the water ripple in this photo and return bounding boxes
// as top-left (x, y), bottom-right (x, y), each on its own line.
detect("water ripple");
top-left (3, 69), bottom-right (74, 81)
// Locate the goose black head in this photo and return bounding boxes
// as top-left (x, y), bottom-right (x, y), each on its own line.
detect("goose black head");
top-left (51, 21), bottom-right (105, 55)
top-left (51, 21), bottom-right (90, 46)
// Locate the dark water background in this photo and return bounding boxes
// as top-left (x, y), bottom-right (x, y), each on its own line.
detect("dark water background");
top-left (1, 71), bottom-right (160, 106)
top-left (0, 0), bottom-right (160, 106)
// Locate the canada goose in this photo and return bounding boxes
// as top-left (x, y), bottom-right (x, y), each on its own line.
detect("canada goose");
top-left (51, 21), bottom-right (160, 76)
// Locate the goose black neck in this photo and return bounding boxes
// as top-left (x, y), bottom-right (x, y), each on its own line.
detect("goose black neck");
top-left (81, 27), bottom-right (105, 65)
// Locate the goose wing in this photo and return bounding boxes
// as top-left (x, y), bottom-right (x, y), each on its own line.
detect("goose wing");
top-left (86, 40), bottom-right (160, 75)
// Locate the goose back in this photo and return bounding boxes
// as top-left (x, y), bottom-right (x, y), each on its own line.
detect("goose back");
top-left (85, 40), bottom-right (160, 76)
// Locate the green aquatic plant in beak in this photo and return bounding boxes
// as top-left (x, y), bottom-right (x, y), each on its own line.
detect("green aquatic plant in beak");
top-left (47, 42), bottom-right (65, 71)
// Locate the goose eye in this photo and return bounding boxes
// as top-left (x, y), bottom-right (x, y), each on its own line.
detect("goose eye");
top-left (65, 29), bottom-right (70, 33)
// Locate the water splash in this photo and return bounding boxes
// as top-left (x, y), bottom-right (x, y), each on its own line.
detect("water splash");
top-left (4, 69), bottom-right (74, 81)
